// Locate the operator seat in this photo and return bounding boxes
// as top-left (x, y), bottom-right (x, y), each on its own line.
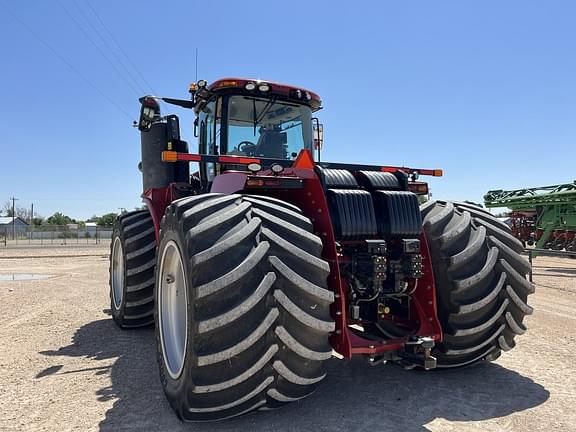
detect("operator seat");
top-left (223, 130), bottom-right (288, 172)
top-left (255, 131), bottom-right (288, 159)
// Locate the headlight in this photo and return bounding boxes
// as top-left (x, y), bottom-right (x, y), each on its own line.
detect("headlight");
top-left (247, 162), bottom-right (262, 173)
top-left (270, 163), bottom-right (284, 174)
top-left (258, 83), bottom-right (271, 92)
top-left (245, 82), bottom-right (256, 91)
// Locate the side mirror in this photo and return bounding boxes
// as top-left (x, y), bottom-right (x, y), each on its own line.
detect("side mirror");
top-left (138, 96), bottom-right (161, 132)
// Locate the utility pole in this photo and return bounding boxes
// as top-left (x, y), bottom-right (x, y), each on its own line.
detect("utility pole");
top-left (31, 203), bottom-right (34, 243)
top-left (10, 196), bottom-right (18, 241)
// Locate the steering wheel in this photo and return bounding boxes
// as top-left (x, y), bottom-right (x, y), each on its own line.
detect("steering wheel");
top-left (237, 141), bottom-right (257, 152)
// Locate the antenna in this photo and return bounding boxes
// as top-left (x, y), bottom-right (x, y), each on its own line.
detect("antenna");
top-left (195, 48), bottom-right (198, 82)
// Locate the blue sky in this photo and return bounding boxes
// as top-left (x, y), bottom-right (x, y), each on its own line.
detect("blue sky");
top-left (1, 1), bottom-right (575, 220)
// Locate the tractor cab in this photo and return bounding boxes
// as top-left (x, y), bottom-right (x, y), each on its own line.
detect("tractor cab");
top-left (191, 78), bottom-right (322, 182)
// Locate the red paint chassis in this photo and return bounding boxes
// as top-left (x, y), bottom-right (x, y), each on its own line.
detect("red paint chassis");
top-left (142, 152), bottom-right (443, 359)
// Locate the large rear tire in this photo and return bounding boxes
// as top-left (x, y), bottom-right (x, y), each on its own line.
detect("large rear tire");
top-left (109, 210), bottom-right (156, 328)
top-left (155, 193), bottom-right (334, 421)
top-left (421, 200), bottom-right (534, 368)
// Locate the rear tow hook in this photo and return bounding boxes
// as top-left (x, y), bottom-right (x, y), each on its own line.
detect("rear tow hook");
top-left (399, 336), bottom-right (437, 370)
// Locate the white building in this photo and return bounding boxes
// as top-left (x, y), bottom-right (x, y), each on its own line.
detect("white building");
top-left (0, 216), bottom-right (29, 238)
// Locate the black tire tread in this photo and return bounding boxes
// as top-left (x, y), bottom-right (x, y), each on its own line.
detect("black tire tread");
top-left (422, 200), bottom-right (533, 368)
top-left (156, 194), bottom-right (333, 421)
top-left (110, 210), bottom-right (156, 328)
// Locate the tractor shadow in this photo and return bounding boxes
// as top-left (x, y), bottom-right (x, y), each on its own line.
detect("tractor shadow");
top-left (38, 319), bottom-right (549, 432)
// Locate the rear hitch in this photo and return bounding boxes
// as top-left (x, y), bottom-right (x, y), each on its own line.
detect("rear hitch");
top-left (399, 336), bottom-right (437, 370)
top-left (368, 355), bottom-right (387, 367)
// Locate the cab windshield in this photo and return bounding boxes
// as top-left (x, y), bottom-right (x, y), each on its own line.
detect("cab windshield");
top-left (226, 95), bottom-right (313, 160)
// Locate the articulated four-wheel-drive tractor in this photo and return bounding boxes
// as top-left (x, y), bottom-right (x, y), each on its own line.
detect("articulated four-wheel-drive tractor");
top-left (109, 78), bottom-right (534, 421)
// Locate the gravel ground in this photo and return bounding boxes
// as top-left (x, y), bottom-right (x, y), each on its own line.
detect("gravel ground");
top-left (0, 246), bottom-right (574, 431)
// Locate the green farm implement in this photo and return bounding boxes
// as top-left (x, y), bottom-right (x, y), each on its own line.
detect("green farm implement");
top-left (484, 182), bottom-right (576, 250)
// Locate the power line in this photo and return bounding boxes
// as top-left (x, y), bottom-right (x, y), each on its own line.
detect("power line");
top-left (72, 0), bottom-right (148, 95)
top-left (56, 0), bottom-right (143, 97)
top-left (0, 1), bottom-right (133, 120)
top-left (85, 1), bottom-right (157, 95)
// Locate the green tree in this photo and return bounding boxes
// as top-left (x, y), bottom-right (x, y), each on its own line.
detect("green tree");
top-left (46, 212), bottom-right (76, 226)
top-left (96, 212), bottom-right (118, 227)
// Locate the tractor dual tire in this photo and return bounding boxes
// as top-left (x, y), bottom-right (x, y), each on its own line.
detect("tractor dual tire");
top-left (109, 210), bottom-right (156, 328)
top-left (154, 193), bottom-right (334, 421)
top-left (421, 200), bottom-right (534, 368)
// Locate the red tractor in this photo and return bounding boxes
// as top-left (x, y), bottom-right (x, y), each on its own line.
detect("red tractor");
top-left (109, 78), bottom-right (533, 421)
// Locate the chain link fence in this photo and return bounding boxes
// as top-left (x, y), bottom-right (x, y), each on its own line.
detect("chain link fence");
top-left (0, 224), bottom-right (113, 246)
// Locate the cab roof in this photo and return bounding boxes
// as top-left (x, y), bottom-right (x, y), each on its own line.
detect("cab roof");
top-left (196, 77), bottom-right (322, 112)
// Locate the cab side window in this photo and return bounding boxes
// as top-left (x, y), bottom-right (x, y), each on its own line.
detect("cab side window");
top-left (198, 100), bottom-right (220, 182)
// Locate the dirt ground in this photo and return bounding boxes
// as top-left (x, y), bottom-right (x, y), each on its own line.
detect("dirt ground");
top-left (0, 246), bottom-right (574, 432)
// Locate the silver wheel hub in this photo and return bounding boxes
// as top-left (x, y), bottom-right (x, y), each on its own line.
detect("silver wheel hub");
top-left (111, 237), bottom-right (124, 310)
top-left (158, 240), bottom-right (188, 379)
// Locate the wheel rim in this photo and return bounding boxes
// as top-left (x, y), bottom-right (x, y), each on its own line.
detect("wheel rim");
top-left (158, 240), bottom-right (188, 379)
top-left (111, 237), bottom-right (124, 310)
